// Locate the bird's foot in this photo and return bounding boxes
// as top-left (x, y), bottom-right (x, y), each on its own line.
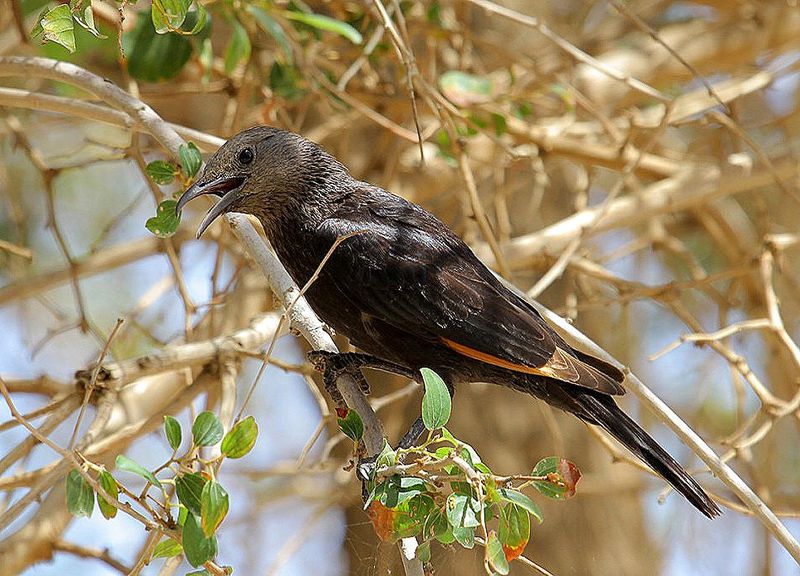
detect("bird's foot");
top-left (307, 350), bottom-right (373, 396)
top-left (307, 350), bottom-right (418, 397)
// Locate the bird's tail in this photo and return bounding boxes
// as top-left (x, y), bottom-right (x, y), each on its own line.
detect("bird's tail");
top-left (573, 391), bottom-right (720, 518)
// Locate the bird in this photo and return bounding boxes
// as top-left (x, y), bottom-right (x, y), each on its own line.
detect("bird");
top-left (175, 125), bottom-right (720, 518)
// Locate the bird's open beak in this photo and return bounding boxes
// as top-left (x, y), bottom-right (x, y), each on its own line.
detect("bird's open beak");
top-left (176, 175), bottom-right (246, 238)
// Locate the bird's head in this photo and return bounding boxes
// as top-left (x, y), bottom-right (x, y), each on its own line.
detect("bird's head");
top-left (176, 126), bottom-right (343, 238)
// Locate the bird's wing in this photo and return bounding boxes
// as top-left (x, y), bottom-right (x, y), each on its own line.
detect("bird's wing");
top-left (316, 191), bottom-right (624, 395)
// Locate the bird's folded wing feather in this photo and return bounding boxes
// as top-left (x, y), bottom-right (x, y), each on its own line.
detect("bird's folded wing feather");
top-left (314, 190), bottom-right (624, 395)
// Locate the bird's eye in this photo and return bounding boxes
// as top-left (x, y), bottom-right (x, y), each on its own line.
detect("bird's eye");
top-left (238, 148), bottom-right (254, 165)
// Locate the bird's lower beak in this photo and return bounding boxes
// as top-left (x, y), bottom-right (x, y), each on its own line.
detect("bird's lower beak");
top-left (176, 175), bottom-right (246, 238)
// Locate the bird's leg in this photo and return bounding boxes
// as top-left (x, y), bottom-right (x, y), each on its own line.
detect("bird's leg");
top-left (307, 351), bottom-right (417, 398)
top-left (397, 416), bottom-right (426, 449)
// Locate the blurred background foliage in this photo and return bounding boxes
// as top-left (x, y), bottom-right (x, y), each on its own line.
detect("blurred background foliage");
top-left (1, 0), bottom-right (800, 575)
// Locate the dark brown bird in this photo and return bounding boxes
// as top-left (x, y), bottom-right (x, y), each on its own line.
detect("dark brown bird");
top-left (176, 126), bottom-right (720, 518)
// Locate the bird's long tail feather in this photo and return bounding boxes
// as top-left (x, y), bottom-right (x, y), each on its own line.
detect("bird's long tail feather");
top-left (574, 391), bottom-right (720, 518)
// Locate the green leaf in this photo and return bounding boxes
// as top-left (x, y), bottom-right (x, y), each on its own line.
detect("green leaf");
top-left (73, 5), bottom-right (107, 39)
top-left (378, 476), bottom-right (428, 508)
top-left (498, 503), bottom-right (530, 549)
top-left (497, 488), bottom-right (542, 524)
top-left (151, 0), bottom-right (191, 33)
top-left (164, 415), bottom-right (182, 451)
top-left (192, 411), bottom-right (224, 446)
top-left (182, 512), bottom-right (218, 567)
top-left (439, 428), bottom-right (483, 467)
top-left (375, 439), bottom-right (397, 469)
top-left (124, 14), bottom-right (193, 82)
top-left (531, 456), bottom-right (567, 499)
top-left (146, 160), bottom-right (178, 185)
top-left (423, 507), bottom-right (449, 540)
top-left (531, 456), bottom-right (581, 499)
top-left (224, 19), bottom-right (251, 75)
top-left (200, 481), bottom-right (229, 537)
top-left (146, 200), bottom-right (181, 238)
top-left (486, 530), bottom-right (509, 575)
top-left (364, 441), bottom-right (397, 508)
top-left (420, 368), bottom-right (451, 430)
top-left (445, 493), bottom-right (479, 529)
top-left (151, 538), bottom-right (183, 559)
top-left (199, 37), bottom-right (214, 81)
top-left (427, 0), bottom-right (442, 26)
top-left (30, 8), bottom-right (47, 39)
top-left (392, 493), bottom-right (435, 539)
top-left (248, 6), bottom-right (292, 61)
top-left (115, 455), bottom-right (162, 488)
top-left (178, 504), bottom-right (189, 526)
top-left (513, 101), bottom-right (533, 119)
top-left (66, 469), bottom-right (94, 517)
top-left (337, 409), bottom-right (364, 442)
top-left (284, 11), bottom-right (362, 44)
top-left (268, 62), bottom-right (305, 100)
top-left (179, 142), bottom-right (202, 178)
top-left (37, 5), bottom-right (76, 52)
top-left (416, 540), bottom-right (431, 563)
top-left (531, 456), bottom-right (559, 476)
top-left (176, 472), bottom-right (207, 515)
top-left (97, 470), bottom-right (119, 519)
top-left (221, 416), bottom-right (258, 458)
top-left (439, 71), bottom-right (494, 107)
top-left (452, 525), bottom-right (475, 549)
top-left (186, 3), bottom-right (208, 35)
top-left (491, 113), bottom-right (507, 136)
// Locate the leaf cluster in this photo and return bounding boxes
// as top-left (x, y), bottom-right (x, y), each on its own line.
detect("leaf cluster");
top-left (341, 368), bottom-right (581, 574)
top-left (66, 412), bottom-right (258, 572)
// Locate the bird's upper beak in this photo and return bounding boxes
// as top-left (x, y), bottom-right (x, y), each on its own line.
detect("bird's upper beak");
top-left (176, 175), bottom-right (246, 238)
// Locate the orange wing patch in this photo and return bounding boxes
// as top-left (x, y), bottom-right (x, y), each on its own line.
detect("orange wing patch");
top-left (440, 337), bottom-right (568, 379)
top-left (441, 337), bottom-right (625, 395)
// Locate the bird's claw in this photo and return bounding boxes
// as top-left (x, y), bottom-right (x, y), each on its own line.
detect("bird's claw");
top-left (307, 350), bottom-right (335, 372)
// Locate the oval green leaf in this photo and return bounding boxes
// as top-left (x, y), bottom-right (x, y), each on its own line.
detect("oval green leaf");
top-left (97, 470), bottom-right (119, 519)
top-left (445, 492), bottom-right (479, 529)
top-left (221, 416), bottom-right (258, 458)
top-left (151, 538), bottom-right (183, 559)
top-left (115, 454), bottom-right (162, 488)
top-left (420, 368), bottom-right (451, 430)
top-left (192, 411), bottom-right (224, 446)
top-left (200, 481), bottom-right (229, 537)
top-left (125, 15), bottom-right (193, 82)
top-left (498, 503), bottom-right (530, 549)
top-left (176, 472), bottom-right (207, 515)
top-left (179, 142), bottom-right (202, 179)
top-left (182, 512), bottom-right (218, 567)
top-left (146, 160), bottom-right (178, 185)
top-left (146, 199), bottom-right (181, 238)
top-left (337, 409), bottom-right (364, 442)
top-left (164, 415), bottom-right (182, 451)
top-left (151, 0), bottom-right (191, 33)
top-left (486, 530), bottom-right (509, 575)
top-left (452, 525), bottom-right (475, 549)
top-left (497, 488), bottom-right (542, 524)
top-left (38, 5), bottom-right (76, 53)
top-left (66, 469), bottom-right (94, 517)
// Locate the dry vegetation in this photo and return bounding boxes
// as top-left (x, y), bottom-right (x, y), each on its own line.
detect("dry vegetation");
top-left (1, 1), bottom-right (800, 575)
